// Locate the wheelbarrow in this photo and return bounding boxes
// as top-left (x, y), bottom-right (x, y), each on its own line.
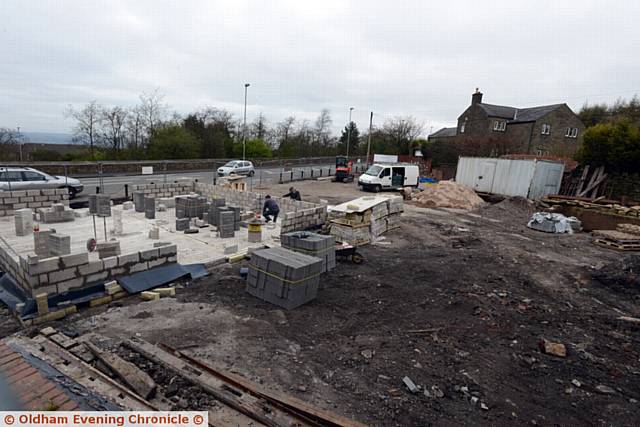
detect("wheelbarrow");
top-left (335, 242), bottom-right (364, 264)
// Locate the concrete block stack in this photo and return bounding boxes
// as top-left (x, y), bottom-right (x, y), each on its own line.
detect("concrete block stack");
top-left (130, 182), bottom-right (195, 199)
top-left (176, 196), bottom-right (207, 219)
top-left (218, 211), bottom-right (235, 238)
top-left (246, 247), bottom-right (323, 310)
top-left (144, 196), bottom-right (156, 219)
top-left (15, 208), bottom-right (33, 236)
top-left (329, 196), bottom-right (404, 244)
top-left (34, 230), bottom-right (56, 257)
top-left (227, 205), bottom-right (242, 231)
top-left (281, 231), bottom-right (336, 273)
top-left (48, 233), bottom-right (71, 256)
top-left (39, 203), bottom-right (75, 223)
top-left (133, 192), bottom-right (146, 212)
top-left (280, 206), bottom-right (328, 234)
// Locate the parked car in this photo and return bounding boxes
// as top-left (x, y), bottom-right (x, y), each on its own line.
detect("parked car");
top-left (217, 160), bottom-right (255, 177)
top-left (358, 163), bottom-right (420, 192)
top-left (0, 166), bottom-right (84, 198)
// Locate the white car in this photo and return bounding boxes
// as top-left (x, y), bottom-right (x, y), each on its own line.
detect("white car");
top-left (217, 160), bottom-right (255, 177)
top-left (0, 166), bottom-right (84, 198)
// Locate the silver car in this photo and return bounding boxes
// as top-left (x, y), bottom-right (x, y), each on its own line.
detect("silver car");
top-left (0, 166), bottom-right (84, 198)
top-left (217, 160), bottom-right (255, 177)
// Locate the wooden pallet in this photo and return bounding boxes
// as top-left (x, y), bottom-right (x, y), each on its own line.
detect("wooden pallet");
top-left (593, 239), bottom-right (640, 252)
top-left (592, 230), bottom-right (640, 244)
top-left (618, 223), bottom-right (640, 236)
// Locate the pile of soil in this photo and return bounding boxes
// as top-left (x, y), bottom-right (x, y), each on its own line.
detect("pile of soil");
top-left (477, 196), bottom-right (537, 222)
top-left (592, 255), bottom-right (640, 296)
top-left (413, 181), bottom-right (484, 210)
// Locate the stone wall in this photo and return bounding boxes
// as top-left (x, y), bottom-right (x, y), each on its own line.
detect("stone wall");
top-left (0, 189), bottom-right (69, 217)
top-left (0, 241), bottom-right (177, 298)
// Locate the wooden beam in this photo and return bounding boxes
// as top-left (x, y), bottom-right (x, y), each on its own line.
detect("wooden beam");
top-left (85, 342), bottom-right (156, 400)
top-left (575, 165), bottom-right (590, 196)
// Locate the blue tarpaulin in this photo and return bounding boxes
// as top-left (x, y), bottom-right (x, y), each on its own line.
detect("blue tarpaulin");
top-left (118, 263), bottom-right (208, 294)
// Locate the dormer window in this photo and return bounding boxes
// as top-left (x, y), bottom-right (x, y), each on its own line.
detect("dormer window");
top-left (541, 124), bottom-right (551, 135)
top-left (460, 118), bottom-right (467, 133)
top-left (493, 121), bottom-right (506, 132)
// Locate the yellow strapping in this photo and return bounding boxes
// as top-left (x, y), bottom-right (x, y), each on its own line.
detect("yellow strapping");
top-left (248, 265), bottom-right (321, 285)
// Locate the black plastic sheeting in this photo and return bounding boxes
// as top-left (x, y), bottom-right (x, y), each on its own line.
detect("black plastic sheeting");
top-left (0, 263), bottom-right (208, 319)
top-left (118, 263), bottom-right (207, 294)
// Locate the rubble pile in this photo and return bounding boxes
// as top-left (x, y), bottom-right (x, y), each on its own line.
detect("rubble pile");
top-left (413, 180), bottom-right (484, 210)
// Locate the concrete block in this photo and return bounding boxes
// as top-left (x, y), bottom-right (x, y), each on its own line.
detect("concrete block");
top-left (15, 208), bottom-right (33, 236)
top-left (56, 278), bottom-right (84, 293)
top-left (157, 244), bottom-right (177, 257)
top-left (35, 293), bottom-right (49, 315)
top-left (97, 241), bottom-right (121, 259)
top-left (140, 291), bottom-right (160, 301)
top-left (117, 252), bottom-right (139, 266)
top-left (78, 260), bottom-right (104, 275)
top-left (139, 248), bottom-right (159, 261)
top-left (102, 256), bottom-right (118, 269)
top-left (85, 271), bottom-right (109, 284)
top-left (26, 189), bottom-right (41, 196)
top-left (129, 262), bottom-right (148, 273)
top-left (26, 257), bottom-right (60, 276)
top-left (109, 267), bottom-right (126, 276)
top-left (167, 255), bottom-right (178, 263)
top-left (224, 244), bottom-right (239, 255)
top-left (90, 295), bottom-right (112, 307)
top-left (147, 257), bottom-right (167, 269)
top-left (60, 253), bottom-right (89, 268)
top-left (122, 201), bottom-right (134, 210)
top-left (49, 268), bottom-right (78, 284)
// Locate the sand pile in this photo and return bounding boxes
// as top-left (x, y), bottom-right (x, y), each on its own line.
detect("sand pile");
top-left (413, 180), bottom-right (485, 210)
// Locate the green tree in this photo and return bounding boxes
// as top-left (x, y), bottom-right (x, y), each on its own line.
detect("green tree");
top-left (576, 120), bottom-right (640, 173)
top-left (338, 122), bottom-right (360, 155)
top-left (233, 138), bottom-right (272, 158)
top-left (147, 125), bottom-right (200, 159)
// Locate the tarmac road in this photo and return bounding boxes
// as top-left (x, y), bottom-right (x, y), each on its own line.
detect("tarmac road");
top-left (74, 163), bottom-right (358, 199)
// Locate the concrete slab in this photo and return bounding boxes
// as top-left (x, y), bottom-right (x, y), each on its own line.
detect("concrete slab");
top-left (0, 205), bottom-right (281, 266)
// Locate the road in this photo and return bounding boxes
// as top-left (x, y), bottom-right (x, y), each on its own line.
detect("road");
top-left (75, 163), bottom-right (366, 198)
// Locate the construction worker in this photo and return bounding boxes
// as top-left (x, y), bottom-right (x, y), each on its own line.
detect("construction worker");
top-left (283, 186), bottom-right (301, 201)
top-left (262, 195), bottom-right (280, 223)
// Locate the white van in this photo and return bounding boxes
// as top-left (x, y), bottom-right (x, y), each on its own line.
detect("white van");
top-left (358, 163), bottom-right (420, 192)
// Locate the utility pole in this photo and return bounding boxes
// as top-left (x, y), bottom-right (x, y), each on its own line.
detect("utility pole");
top-left (346, 107), bottom-right (354, 158)
top-left (366, 112), bottom-right (373, 166)
top-left (242, 83), bottom-right (250, 160)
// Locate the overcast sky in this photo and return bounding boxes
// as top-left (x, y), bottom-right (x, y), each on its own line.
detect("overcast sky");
top-left (1, 0), bottom-right (639, 136)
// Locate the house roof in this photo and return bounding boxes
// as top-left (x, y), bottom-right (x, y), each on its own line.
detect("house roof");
top-left (478, 103), bottom-right (565, 123)
top-left (429, 127), bottom-right (457, 138)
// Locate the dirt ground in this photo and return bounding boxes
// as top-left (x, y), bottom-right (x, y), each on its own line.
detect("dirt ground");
top-left (2, 180), bottom-right (640, 426)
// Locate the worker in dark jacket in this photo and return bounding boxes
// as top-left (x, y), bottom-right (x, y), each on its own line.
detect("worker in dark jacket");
top-left (262, 195), bottom-right (280, 223)
top-left (283, 187), bottom-right (301, 201)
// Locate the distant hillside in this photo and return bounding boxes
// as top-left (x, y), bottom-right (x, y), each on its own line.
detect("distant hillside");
top-left (23, 132), bottom-right (75, 145)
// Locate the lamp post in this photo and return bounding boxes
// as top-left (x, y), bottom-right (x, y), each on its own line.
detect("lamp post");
top-left (17, 126), bottom-right (23, 162)
top-left (242, 83), bottom-right (250, 160)
top-left (346, 107), bottom-right (354, 158)
top-left (366, 112), bottom-right (373, 166)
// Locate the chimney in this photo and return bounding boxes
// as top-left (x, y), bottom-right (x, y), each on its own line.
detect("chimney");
top-left (471, 88), bottom-right (483, 105)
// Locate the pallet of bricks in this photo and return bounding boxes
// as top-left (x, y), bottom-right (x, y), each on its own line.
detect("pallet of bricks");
top-left (329, 196), bottom-right (403, 245)
top-left (592, 223), bottom-right (640, 251)
top-left (246, 247), bottom-right (322, 309)
top-left (542, 195), bottom-right (640, 218)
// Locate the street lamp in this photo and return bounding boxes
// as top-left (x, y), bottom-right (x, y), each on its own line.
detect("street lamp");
top-left (346, 107), bottom-right (354, 158)
top-left (242, 83), bottom-right (250, 160)
top-left (17, 126), bottom-right (23, 162)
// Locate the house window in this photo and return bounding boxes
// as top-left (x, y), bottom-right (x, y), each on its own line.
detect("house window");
top-left (460, 122), bottom-right (465, 133)
top-left (565, 127), bottom-right (578, 138)
top-left (541, 124), bottom-right (551, 135)
top-left (493, 121), bottom-right (506, 132)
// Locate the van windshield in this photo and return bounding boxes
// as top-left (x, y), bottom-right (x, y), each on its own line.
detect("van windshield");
top-left (364, 165), bottom-right (383, 176)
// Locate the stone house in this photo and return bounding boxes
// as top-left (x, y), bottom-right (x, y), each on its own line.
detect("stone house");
top-left (428, 90), bottom-right (585, 157)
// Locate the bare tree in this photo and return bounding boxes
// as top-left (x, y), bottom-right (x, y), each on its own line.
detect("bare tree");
top-left (65, 100), bottom-right (103, 158)
top-left (381, 116), bottom-right (424, 154)
top-left (250, 112), bottom-right (269, 140)
top-left (0, 128), bottom-right (20, 161)
top-left (101, 106), bottom-right (128, 151)
top-left (314, 109), bottom-right (333, 147)
top-left (139, 89), bottom-right (167, 140)
top-left (124, 106), bottom-right (144, 153)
